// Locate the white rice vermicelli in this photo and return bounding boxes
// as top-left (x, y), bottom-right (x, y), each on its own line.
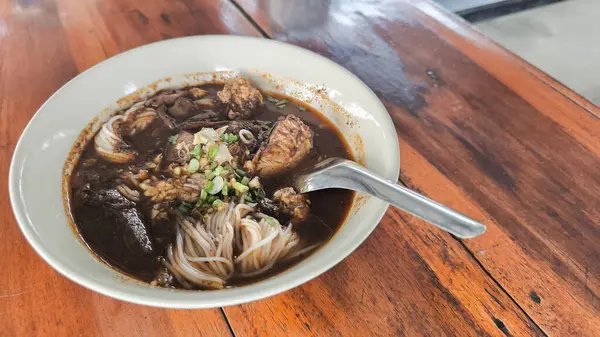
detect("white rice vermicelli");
top-left (165, 201), bottom-right (319, 289)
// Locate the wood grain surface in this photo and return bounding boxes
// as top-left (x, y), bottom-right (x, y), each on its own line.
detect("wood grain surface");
top-left (0, 0), bottom-right (597, 336)
top-left (231, 0), bottom-right (600, 336)
top-left (0, 0), bottom-right (255, 336)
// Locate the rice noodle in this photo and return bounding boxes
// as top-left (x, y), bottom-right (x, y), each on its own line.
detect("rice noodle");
top-left (93, 103), bottom-right (156, 163)
top-left (167, 204), bottom-right (235, 289)
top-left (234, 217), bottom-right (303, 277)
top-left (94, 115), bottom-right (135, 163)
top-left (116, 184), bottom-right (140, 202)
top-left (167, 201), bottom-right (320, 288)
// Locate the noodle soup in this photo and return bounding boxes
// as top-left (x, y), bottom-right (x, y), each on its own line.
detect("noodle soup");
top-left (69, 77), bottom-right (353, 290)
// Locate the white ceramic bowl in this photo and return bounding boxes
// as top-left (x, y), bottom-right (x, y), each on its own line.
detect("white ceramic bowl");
top-left (9, 35), bottom-right (399, 308)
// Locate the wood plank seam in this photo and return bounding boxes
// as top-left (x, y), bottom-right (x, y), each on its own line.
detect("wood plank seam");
top-left (220, 308), bottom-right (237, 336)
top-left (224, 1), bottom-right (549, 335)
top-left (393, 171), bottom-right (549, 336)
top-left (228, 0), bottom-right (269, 37)
top-left (390, 207), bottom-right (548, 337)
top-left (0, 0), bottom-right (261, 335)
top-left (454, 236), bottom-right (548, 336)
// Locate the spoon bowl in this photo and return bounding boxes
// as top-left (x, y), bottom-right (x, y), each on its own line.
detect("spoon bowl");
top-left (294, 158), bottom-right (486, 239)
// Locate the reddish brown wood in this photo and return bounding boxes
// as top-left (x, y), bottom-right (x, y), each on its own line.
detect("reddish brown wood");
top-left (0, 0), bottom-right (257, 335)
top-left (230, 0), bottom-right (600, 336)
top-left (225, 208), bottom-right (545, 336)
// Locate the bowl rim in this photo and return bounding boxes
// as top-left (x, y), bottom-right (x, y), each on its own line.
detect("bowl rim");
top-left (9, 35), bottom-right (400, 308)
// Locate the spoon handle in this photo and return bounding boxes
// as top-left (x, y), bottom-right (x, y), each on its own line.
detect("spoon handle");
top-left (298, 159), bottom-right (486, 238)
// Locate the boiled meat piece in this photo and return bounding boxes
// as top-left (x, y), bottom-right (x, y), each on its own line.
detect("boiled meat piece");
top-left (164, 130), bottom-right (194, 164)
top-left (273, 187), bottom-right (310, 224)
top-left (251, 114), bottom-right (312, 177)
top-left (257, 187), bottom-right (310, 224)
top-left (145, 89), bottom-right (187, 108)
top-left (167, 97), bottom-right (200, 120)
top-left (217, 77), bottom-right (263, 120)
top-left (178, 111), bottom-right (226, 130)
top-left (79, 185), bottom-right (154, 255)
top-left (226, 120), bottom-right (273, 155)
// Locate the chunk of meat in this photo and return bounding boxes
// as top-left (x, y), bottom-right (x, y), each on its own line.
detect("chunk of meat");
top-left (273, 187), bottom-right (310, 223)
top-left (257, 187), bottom-right (310, 224)
top-left (81, 187), bottom-right (135, 209)
top-left (156, 105), bottom-right (176, 130)
top-left (228, 143), bottom-right (247, 162)
top-left (251, 115), bottom-right (312, 177)
top-left (145, 90), bottom-right (186, 108)
top-left (227, 120), bottom-right (273, 155)
top-left (167, 97), bottom-right (200, 120)
top-left (257, 198), bottom-right (282, 218)
top-left (178, 110), bottom-right (225, 130)
top-left (164, 130), bottom-right (194, 164)
top-left (79, 185), bottom-right (154, 255)
top-left (217, 77), bottom-right (263, 119)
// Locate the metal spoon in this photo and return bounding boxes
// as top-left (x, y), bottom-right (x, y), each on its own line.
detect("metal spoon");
top-left (293, 158), bottom-right (486, 239)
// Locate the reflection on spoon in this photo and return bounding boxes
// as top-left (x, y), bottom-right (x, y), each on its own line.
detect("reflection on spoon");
top-left (293, 158), bottom-right (486, 239)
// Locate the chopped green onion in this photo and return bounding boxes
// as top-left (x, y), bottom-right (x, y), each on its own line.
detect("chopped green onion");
top-left (219, 169), bottom-right (230, 177)
top-left (200, 189), bottom-right (208, 201)
top-left (191, 144), bottom-right (201, 158)
top-left (168, 135), bottom-right (178, 144)
top-left (204, 181), bottom-right (214, 192)
top-left (177, 202), bottom-right (194, 214)
top-left (241, 176), bottom-right (250, 185)
top-left (209, 176), bottom-right (224, 195)
top-left (207, 195), bottom-right (218, 204)
top-left (206, 170), bottom-right (216, 180)
top-left (265, 217), bottom-right (278, 227)
top-left (244, 193), bottom-right (253, 202)
top-left (220, 133), bottom-right (239, 143)
top-left (210, 162), bottom-right (218, 170)
top-left (232, 181), bottom-right (249, 193)
top-left (187, 158), bottom-right (200, 173)
top-left (213, 166), bottom-right (223, 176)
top-left (221, 184), bottom-right (229, 196)
top-left (212, 199), bottom-right (223, 208)
top-left (208, 146), bottom-right (218, 161)
top-left (299, 106), bottom-right (306, 111)
top-left (255, 188), bottom-right (266, 199)
top-left (267, 96), bottom-right (279, 103)
top-left (235, 168), bottom-right (246, 177)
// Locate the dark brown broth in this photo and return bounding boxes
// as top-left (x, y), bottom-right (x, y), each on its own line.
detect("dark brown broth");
top-left (69, 84), bottom-right (354, 288)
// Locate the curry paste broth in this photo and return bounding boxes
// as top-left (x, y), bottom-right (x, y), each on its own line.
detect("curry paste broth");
top-left (69, 84), bottom-right (354, 288)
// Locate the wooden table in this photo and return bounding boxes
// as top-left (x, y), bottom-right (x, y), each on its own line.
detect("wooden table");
top-left (1, 0), bottom-right (598, 336)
